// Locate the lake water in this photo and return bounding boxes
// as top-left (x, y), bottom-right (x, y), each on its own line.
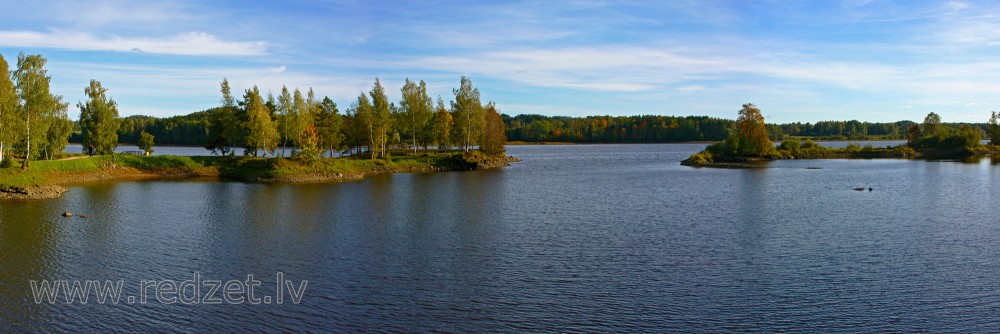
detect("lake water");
top-left (6, 143), bottom-right (1000, 331)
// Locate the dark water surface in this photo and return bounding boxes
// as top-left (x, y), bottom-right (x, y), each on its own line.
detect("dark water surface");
top-left (6, 144), bottom-right (1000, 332)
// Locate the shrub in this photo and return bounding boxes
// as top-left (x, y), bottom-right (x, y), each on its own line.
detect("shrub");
top-left (778, 139), bottom-right (800, 152)
top-left (799, 140), bottom-right (821, 150)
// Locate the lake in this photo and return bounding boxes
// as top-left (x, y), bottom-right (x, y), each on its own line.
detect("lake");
top-left (5, 143), bottom-right (1000, 331)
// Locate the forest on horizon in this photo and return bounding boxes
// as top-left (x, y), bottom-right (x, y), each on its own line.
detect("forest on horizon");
top-left (96, 111), bottom-right (992, 147)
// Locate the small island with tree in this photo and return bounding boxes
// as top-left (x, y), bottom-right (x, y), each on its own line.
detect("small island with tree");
top-left (682, 103), bottom-right (1000, 168)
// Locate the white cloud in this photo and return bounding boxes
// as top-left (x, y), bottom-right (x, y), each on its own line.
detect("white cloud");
top-left (398, 47), bottom-right (730, 92)
top-left (676, 85), bottom-right (707, 92)
top-left (0, 30), bottom-right (267, 56)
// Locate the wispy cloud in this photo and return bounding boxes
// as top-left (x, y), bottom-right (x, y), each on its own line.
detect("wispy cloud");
top-left (0, 30), bottom-right (266, 56)
top-left (676, 85), bottom-right (707, 92)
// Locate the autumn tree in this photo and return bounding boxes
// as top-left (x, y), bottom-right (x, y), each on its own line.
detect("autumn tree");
top-left (292, 88), bottom-right (315, 153)
top-left (78, 79), bottom-right (122, 155)
top-left (452, 76), bottom-right (484, 151)
top-left (400, 78), bottom-right (433, 154)
top-left (138, 131), bottom-right (155, 155)
top-left (481, 102), bottom-right (506, 156)
top-left (13, 53), bottom-right (62, 169)
top-left (0, 54), bottom-right (15, 162)
top-left (243, 86), bottom-right (279, 156)
top-left (295, 125), bottom-right (321, 161)
top-left (729, 103), bottom-right (772, 157)
top-left (432, 97), bottom-right (452, 151)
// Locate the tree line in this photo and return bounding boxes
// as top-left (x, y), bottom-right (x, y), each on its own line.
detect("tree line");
top-left (109, 110), bottom-right (995, 146)
top-left (0, 53), bottom-right (73, 169)
top-left (196, 76), bottom-right (507, 159)
top-left (0, 52), bottom-right (510, 169)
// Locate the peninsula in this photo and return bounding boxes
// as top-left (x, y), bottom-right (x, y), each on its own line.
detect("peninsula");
top-left (0, 52), bottom-right (518, 199)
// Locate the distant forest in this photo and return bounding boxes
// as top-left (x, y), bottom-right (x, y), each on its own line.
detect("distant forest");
top-left (82, 112), bottom-right (991, 145)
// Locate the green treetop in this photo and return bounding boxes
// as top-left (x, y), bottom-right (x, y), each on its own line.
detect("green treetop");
top-left (78, 79), bottom-right (122, 155)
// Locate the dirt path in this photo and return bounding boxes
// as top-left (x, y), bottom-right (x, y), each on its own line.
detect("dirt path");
top-left (55, 155), bottom-right (92, 161)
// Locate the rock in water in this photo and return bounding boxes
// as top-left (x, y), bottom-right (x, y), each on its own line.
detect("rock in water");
top-left (62, 211), bottom-right (73, 217)
top-left (853, 187), bottom-right (864, 191)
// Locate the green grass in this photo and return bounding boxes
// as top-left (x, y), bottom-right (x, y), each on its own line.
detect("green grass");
top-left (0, 151), bottom-right (505, 189)
top-left (110, 155), bottom-right (215, 169)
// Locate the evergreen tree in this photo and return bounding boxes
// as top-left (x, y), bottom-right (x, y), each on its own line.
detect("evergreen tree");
top-left (990, 111), bottom-right (1000, 145)
top-left (78, 79), bottom-right (122, 155)
top-left (205, 78), bottom-right (239, 155)
top-left (316, 96), bottom-right (344, 158)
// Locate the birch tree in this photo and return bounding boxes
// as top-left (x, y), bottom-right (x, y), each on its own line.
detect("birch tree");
top-left (400, 78), bottom-right (433, 154)
top-left (13, 53), bottom-right (59, 169)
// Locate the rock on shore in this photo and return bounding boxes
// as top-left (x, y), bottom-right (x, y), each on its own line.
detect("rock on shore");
top-left (0, 185), bottom-right (68, 200)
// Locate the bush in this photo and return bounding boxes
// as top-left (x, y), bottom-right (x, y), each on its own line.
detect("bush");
top-left (909, 125), bottom-right (981, 150)
top-left (799, 140), bottom-right (821, 150)
top-left (0, 157), bottom-right (12, 168)
top-left (778, 139), bottom-right (800, 153)
top-left (685, 151), bottom-right (713, 164)
top-left (705, 141), bottom-right (729, 155)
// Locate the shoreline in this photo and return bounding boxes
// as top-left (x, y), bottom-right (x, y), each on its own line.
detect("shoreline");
top-left (0, 153), bottom-right (520, 200)
top-left (681, 146), bottom-right (1000, 169)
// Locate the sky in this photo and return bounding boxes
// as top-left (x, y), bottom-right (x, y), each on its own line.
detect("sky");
top-left (0, 0), bottom-right (997, 123)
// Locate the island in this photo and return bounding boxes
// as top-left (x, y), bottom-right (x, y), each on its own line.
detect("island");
top-left (682, 104), bottom-right (1000, 168)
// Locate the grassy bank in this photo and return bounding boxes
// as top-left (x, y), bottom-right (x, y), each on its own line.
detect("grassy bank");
top-left (681, 142), bottom-right (928, 168)
top-left (680, 142), bottom-right (1000, 168)
top-left (0, 151), bottom-right (519, 193)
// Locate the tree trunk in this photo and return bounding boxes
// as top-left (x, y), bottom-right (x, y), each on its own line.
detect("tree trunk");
top-left (21, 114), bottom-right (30, 169)
top-left (412, 113), bottom-right (417, 156)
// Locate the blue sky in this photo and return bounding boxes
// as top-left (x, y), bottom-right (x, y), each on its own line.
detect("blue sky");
top-left (0, 0), bottom-right (997, 123)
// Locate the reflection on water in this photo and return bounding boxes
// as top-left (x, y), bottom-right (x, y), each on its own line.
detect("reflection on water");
top-left (5, 143), bottom-right (1000, 331)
